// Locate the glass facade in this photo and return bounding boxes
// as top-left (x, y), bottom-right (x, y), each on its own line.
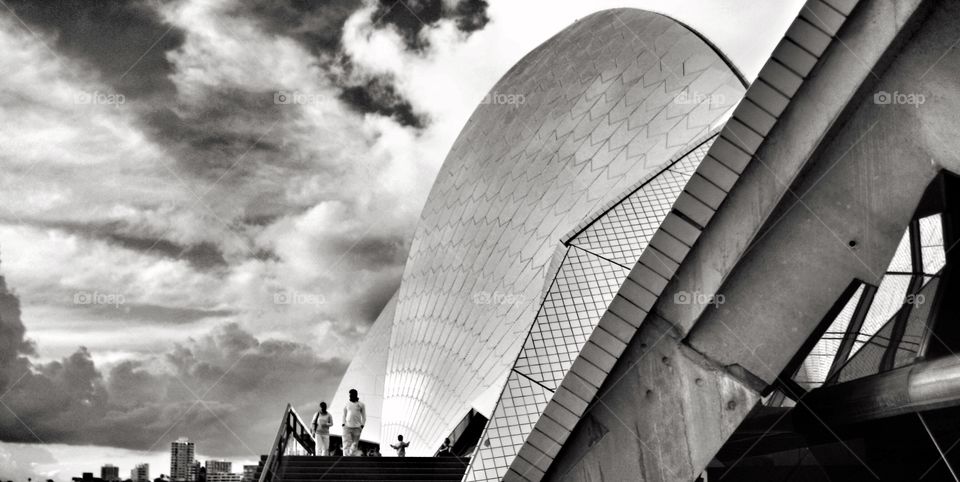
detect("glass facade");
top-left (794, 285), bottom-right (865, 389)
top-left (792, 213), bottom-right (947, 389)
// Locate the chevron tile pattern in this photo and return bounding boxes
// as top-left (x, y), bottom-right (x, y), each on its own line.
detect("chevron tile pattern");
top-left (378, 8), bottom-right (745, 455)
top-left (571, 138), bottom-right (714, 267)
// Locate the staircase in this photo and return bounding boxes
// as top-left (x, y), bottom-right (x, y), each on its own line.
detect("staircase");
top-left (254, 455), bottom-right (470, 482)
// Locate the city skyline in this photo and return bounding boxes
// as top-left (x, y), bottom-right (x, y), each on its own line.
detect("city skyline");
top-left (50, 437), bottom-right (254, 482)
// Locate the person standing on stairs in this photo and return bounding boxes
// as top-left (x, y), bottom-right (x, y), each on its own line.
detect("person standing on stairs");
top-left (342, 388), bottom-right (366, 456)
top-left (311, 401), bottom-right (333, 456)
top-left (436, 437), bottom-right (453, 457)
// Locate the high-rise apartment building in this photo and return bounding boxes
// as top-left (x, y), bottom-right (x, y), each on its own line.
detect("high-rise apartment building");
top-left (100, 465), bottom-right (119, 482)
top-left (204, 460), bottom-right (231, 474)
top-left (170, 437), bottom-right (197, 482)
top-left (130, 463), bottom-right (149, 482)
top-left (241, 465), bottom-right (258, 482)
top-left (206, 473), bottom-right (242, 482)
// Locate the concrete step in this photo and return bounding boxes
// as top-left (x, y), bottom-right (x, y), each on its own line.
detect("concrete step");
top-left (254, 456), bottom-right (471, 482)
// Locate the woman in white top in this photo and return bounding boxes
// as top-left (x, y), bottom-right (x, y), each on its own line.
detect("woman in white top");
top-left (311, 401), bottom-right (334, 456)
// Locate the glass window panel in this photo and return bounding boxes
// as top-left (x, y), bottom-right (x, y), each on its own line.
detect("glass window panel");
top-left (894, 277), bottom-right (940, 368)
top-left (837, 314), bottom-right (898, 383)
top-left (920, 214), bottom-right (946, 275)
top-left (794, 284), bottom-right (865, 389)
top-left (888, 228), bottom-right (912, 272)
top-left (851, 274), bottom-right (911, 356)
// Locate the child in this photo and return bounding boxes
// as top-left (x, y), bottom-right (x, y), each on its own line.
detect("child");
top-left (390, 434), bottom-right (410, 457)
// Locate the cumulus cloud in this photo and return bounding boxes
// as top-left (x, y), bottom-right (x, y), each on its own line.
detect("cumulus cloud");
top-left (0, 443), bottom-right (51, 481)
top-left (0, 0), bottom-right (472, 365)
top-left (0, 0), bottom-right (805, 468)
top-left (0, 273), bottom-right (348, 456)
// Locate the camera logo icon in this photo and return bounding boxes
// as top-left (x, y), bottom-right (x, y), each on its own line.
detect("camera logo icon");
top-left (874, 91), bottom-right (892, 105)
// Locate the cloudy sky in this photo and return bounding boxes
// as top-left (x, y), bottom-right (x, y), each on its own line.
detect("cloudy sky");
top-left (0, 0), bottom-right (804, 478)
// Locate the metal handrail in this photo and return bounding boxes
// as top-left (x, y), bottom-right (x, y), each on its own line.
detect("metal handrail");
top-left (257, 404), bottom-right (317, 482)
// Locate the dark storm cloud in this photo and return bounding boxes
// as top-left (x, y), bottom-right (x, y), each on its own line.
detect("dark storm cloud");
top-left (355, 279), bottom-right (399, 324)
top-left (338, 75), bottom-right (425, 128)
top-left (4, 0), bottom-right (184, 99)
top-left (335, 233), bottom-right (409, 269)
top-left (0, 276), bottom-right (34, 390)
top-left (6, 218), bottom-right (230, 270)
top-left (370, 0), bottom-right (490, 51)
top-left (5, 0), bottom-right (317, 196)
top-left (71, 303), bottom-right (235, 325)
top-left (0, 277), bottom-right (348, 454)
top-left (328, 0), bottom-right (490, 126)
top-left (6, 0), bottom-right (490, 153)
top-left (450, 0), bottom-right (490, 33)
top-left (224, 0), bottom-right (491, 128)
top-left (231, 0), bottom-right (365, 57)
top-left (0, 0), bottom-right (490, 454)
top-left (109, 236), bottom-right (228, 270)
top-left (140, 89), bottom-right (288, 181)
top-left (4, 1), bottom-right (307, 226)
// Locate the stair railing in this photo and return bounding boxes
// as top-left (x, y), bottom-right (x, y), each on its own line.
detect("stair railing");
top-left (258, 403), bottom-right (317, 482)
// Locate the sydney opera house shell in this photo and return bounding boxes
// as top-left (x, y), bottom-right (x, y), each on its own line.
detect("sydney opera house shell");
top-left (282, 0), bottom-right (960, 480)
top-left (332, 6), bottom-right (746, 479)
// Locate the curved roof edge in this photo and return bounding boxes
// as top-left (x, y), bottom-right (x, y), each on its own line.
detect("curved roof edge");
top-left (668, 15), bottom-right (750, 88)
top-left (580, 8), bottom-right (749, 89)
